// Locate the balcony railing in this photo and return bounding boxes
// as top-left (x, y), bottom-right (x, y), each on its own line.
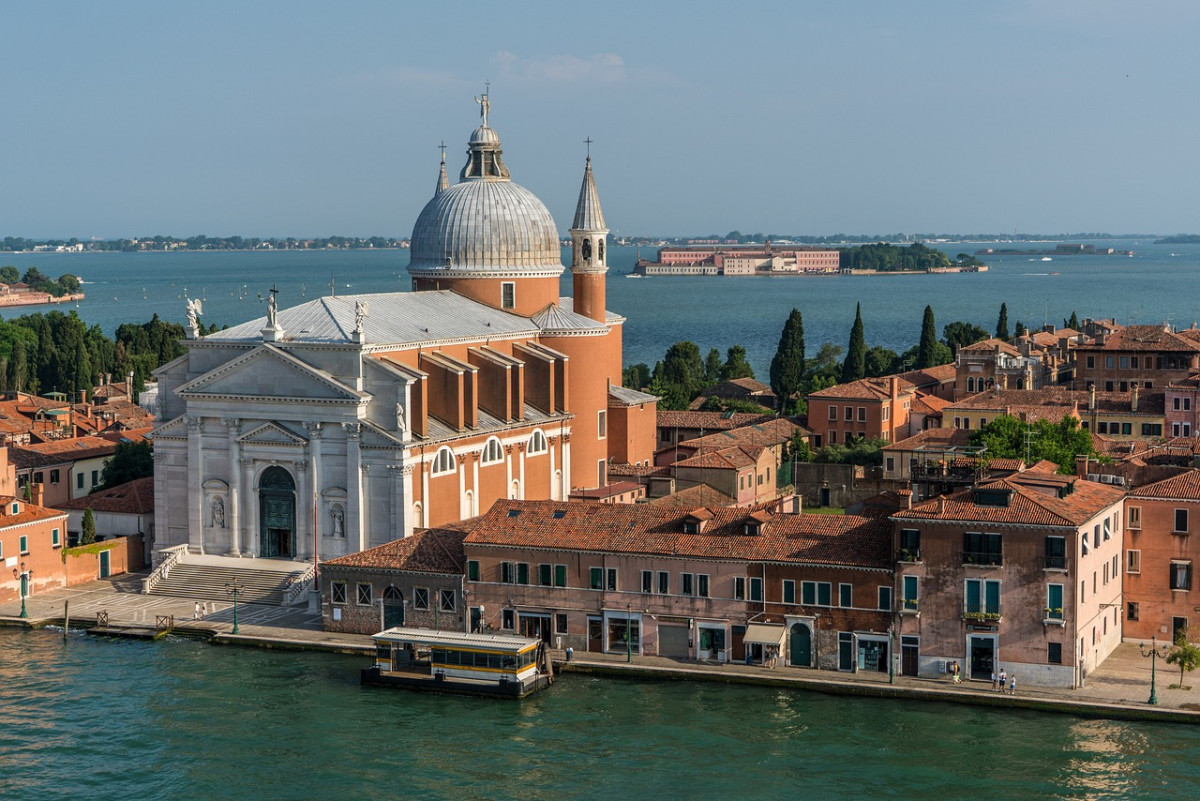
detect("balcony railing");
top-left (896, 548), bottom-right (922, 563)
top-left (1039, 555), bottom-right (1069, 571)
top-left (962, 605), bottom-right (1002, 622)
top-left (962, 551), bottom-right (1003, 567)
top-left (900, 598), bottom-right (919, 614)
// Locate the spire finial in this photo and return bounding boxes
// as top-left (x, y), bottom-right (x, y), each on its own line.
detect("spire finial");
top-left (584, 136), bottom-right (593, 159)
top-left (439, 140), bottom-right (446, 163)
top-left (475, 81), bottom-right (491, 126)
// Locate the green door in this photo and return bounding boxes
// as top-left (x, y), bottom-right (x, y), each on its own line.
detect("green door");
top-left (99, 550), bottom-right (111, 579)
top-left (259, 466), bottom-right (296, 558)
top-left (790, 622), bottom-right (812, 667)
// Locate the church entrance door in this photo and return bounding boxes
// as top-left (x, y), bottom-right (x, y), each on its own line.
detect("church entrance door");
top-left (259, 466), bottom-right (296, 558)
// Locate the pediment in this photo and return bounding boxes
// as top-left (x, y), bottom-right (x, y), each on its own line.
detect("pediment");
top-left (149, 416), bottom-right (188, 440)
top-left (360, 420), bottom-right (406, 448)
top-left (177, 344), bottom-right (363, 403)
top-left (237, 422), bottom-right (309, 446)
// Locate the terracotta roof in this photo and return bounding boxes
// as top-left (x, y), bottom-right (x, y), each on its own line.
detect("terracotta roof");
top-left (884, 428), bottom-right (971, 452)
top-left (607, 463), bottom-right (671, 478)
top-left (959, 338), bottom-right (1021, 356)
top-left (464, 499), bottom-right (892, 568)
top-left (58, 477), bottom-right (154, 514)
top-left (675, 446), bottom-right (757, 470)
top-left (569, 481), bottom-right (644, 499)
top-left (808, 376), bottom-right (915, 401)
top-left (1025, 459), bottom-right (1061, 474)
top-left (646, 483), bottom-right (736, 508)
top-left (896, 363), bottom-right (956, 387)
top-left (679, 418), bottom-right (804, 453)
top-left (11, 435), bottom-right (118, 462)
top-left (947, 388), bottom-right (1164, 417)
top-left (656, 410), bottom-right (775, 431)
top-left (0, 495), bottom-right (68, 527)
top-left (1078, 325), bottom-right (1200, 353)
top-left (323, 522), bottom-right (473, 573)
top-left (1129, 470), bottom-right (1200, 500)
top-left (911, 394), bottom-right (951, 415)
top-left (893, 473), bottom-right (1124, 528)
top-left (725, 377), bottom-right (772, 393)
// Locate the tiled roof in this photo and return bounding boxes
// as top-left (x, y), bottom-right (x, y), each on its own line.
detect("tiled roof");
top-left (893, 473), bottom-right (1124, 527)
top-left (656, 410), bottom-right (775, 431)
top-left (607, 463), bottom-right (670, 478)
top-left (0, 496), bottom-right (68, 527)
top-left (12, 436), bottom-right (118, 462)
top-left (808, 376), bottom-right (915, 401)
top-left (959, 338), bottom-right (1020, 356)
top-left (725, 377), bottom-right (772, 393)
top-left (58, 477), bottom-right (154, 514)
top-left (911, 394), bottom-right (951, 415)
top-left (464, 499), bottom-right (892, 568)
top-left (1078, 325), bottom-right (1200, 353)
top-left (947, 388), bottom-right (1164, 417)
top-left (646, 483), bottom-right (736, 508)
top-left (1129, 469), bottom-right (1200, 500)
top-left (896, 363), bottom-right (956, 387)
top-left (884, 428), bottom-right (971, 452)
top-left (1025, 459), bottom-right (1061, 474)
top-left (675, 447), bottom-right (757, 470)
top-left (323, 522), bottom-right (474, 573)
top-left (569, 481), bottom-right (643, 499)
top-left (679, 418), bottom-right (804, 453)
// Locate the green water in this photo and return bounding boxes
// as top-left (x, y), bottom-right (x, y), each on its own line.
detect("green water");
top-left (2, 630), bottom-right (1198, 799)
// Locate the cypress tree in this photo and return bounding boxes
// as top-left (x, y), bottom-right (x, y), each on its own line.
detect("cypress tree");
top-left (996, 303), bottom-right (1009, 341)
top-left (842, 303), bottom-right (867, 383)
top-left (81, 507), bottom-right (96, 544)
top-left (1015, 320), bottom-right (1028, 337)
top-left (917, 305), bottom-right (938, 368)
top-left (770, 308), bottom-right (805, 414)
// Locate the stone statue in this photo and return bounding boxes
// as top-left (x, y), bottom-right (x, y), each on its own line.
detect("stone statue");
top-left (186, 297), bottom-right (203, 339)
top-left (354, 300), bottom-right (369, 334)
top-left (331, 504), bottom-right (345, 537)
top-left (395, 402), bottom-right (406, 431)
top-left (210, 496), bottom-right (224, 528)
top-left (475, 90), bottom-right (490, 126)
top-left (266, 289), bottom-right (278, 328)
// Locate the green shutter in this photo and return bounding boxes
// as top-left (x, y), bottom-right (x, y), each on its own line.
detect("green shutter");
top-left (517, 563), bottom-right (529, 585)
top-left (555, 564), bottom-right (567, 587)
top-left (467, 560), bottom-right (480, 581)
top-left (590, 567), bottom-right (603, 590)
top-left (538, 564), bottom-right (552, 586)
top-left (985, 581), bottom-right (1000, 613)
top-left (966, 580), bottom-right (981, 614)
top-left (802, 582), bottom-right (816, 605)
top-left (817, 583), bottom-right (831, 606)
top-left (783, 581), bottom-right (795, 604)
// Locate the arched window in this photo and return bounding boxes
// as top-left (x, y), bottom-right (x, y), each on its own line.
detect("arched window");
top-left (432, 446), bottom-right (456, 476)
top-left (528, 429), bottom-right (547, 455)
top-left (481, 437), bottom-right (504, 465)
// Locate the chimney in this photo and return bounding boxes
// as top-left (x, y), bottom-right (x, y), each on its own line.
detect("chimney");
top-left (1131, 385), bottom-right (1139, 412)
top-left (890, 376), bottom-right (899, 401)
top-left (30, 482), bottom-right (43, 507)
top-left (938, 495), bottom-right (946, 514)
top-left (1089, 385), bottom-right (1096, 412)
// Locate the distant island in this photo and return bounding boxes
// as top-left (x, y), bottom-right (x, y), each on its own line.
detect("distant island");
top-left (1154, 234), bottom-right (1200, 245)
top-left (1, 235), bottom-right (408, 253)
top-left (975, 243), bottom-right (1133, 257)
top-left (0, 265), bottom-right (84, 308)
top-left (634, 241), bottom-right (988, 277)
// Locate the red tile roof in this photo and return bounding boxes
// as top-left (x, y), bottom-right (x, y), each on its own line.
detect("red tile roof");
top-left (1078, 325), bottom-right (1200, 353)
top-left (893, 473), bottom-right (1124, 527)
top-left (808, 376), bottom-right (915, 401)
top-left (646, 483), bottom-right (736, 508)
top-left (1129, 469), bottom-right (1200, 500)
top-left (678, 418), bottom-right (805, 453)
top-left (323, 522), bottom-right (473, 573)
top-left (464, 499), bottom-right (892, 568)
top-left (675, 447), bottom-right (757, 470)
top-left (959, 338), bottom-right (1020, 356)
top-left (57, 477), bottom-right (154, 514)
top-left (884, 428), bottom-right (971, 451)
top-left (0, 495), bottom-right (68, 527)
top-left (569, 481), bottom-right (644, 499)
top-left (656, 410), bottom-right (775, 431)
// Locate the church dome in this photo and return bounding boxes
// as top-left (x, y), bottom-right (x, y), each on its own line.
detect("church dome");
top-left (408, 108), bottom-right (564, 279)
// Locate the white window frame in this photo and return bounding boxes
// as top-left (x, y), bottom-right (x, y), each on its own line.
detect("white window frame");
top-left (1127, 506), bottom-right (1141, 530)
top-left (528, 429), bottom-right (547, 455)
top-left (501, 281), bottom-right (516, 309)
top-left (1127, 549), bottom-right (1141, 573)
top-left (481, 437), bottom-right (504, 466)
top-left (597, 410), bottom-right (607, 439)
top-left (431, 446), bottom-right (456, 476)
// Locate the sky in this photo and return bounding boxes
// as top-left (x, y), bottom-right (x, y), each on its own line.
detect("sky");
top-left (2, 1), bottom-right (1198, 239)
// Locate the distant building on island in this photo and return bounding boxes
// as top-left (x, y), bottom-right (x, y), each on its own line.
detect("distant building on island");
top-left (634, 242), bottom-right (840, 276)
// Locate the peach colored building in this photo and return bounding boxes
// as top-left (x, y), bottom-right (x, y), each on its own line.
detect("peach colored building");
top-left (806, 376), bottom-right (916, 448)
top-left (1123, 471), bottom-right (1200, 643)
top-left (1075, 324), bottom-right (1200, 392)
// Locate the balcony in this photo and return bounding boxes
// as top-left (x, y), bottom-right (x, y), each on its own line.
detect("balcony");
top-left (962, 605), bottom-right (1002, 624)
top-left (900, 598), bottom-right (920, 616)
top-left (963, 551), bottom-right (1003, 567)
top-left (896, 548), bottom-right (922, 564)
top-left (1043, 608), bottom-right (1066, 626)
top-left (1038, 555), bottom-right (1069, 572)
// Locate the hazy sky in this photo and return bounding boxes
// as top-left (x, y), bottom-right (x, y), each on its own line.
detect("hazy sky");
top-left (3, 1), bottom-right (1197, 238)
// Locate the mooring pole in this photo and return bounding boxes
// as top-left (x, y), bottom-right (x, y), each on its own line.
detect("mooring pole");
top-left (63, 600), bottom-right (69, 640)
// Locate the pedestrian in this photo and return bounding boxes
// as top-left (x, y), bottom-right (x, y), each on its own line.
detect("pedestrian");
top-left (998, 667), bottom-right (1007, 691)
top-left (194, 601), bottom-right (201, 620)
top-left (952, 662), bottom-right (961, 684)
top-left (1009, 674), bottom-right (1017, 695)
top-left (991, 670), bottom-right (998, 691)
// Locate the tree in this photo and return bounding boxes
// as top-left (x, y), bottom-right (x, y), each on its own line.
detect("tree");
top-left (661, 341), bottom-right (705, 400)
top-left (943, 321), bottom-right (990, 356)
top-left (996, 303), bottom-right (1009, 341)
top-left (916, 306), bottom-right (938, 368)
top-left (1065, 311), bottom-right (1080, 330)
top-left (842, 303), bottom-right (867, 383)
top-left (720, 345), bottom-right (755, 381)
top-left (81, 507), bottom-right (97, 545)
top-left (970, 414), bottom-right (1095, 473)
top-left (0, 265), bottom-right (19, 284)
top-left (622, 363), bottom-right (650, 391)
top-left (1014, 320), bottom-right (1028, 337)
top-left (769, 309), bottom-right (805, 414)
top-left (99, 440), bottom-right (154, 489)
top-left (703, 348), bottom-right (723, 387)
top-left (1167, 630), bottom-right (1200, 689)
top-left (865, 345), bottom-right (899, 378)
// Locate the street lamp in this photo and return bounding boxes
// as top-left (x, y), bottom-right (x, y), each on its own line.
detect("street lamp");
top-left (225, 581), bottom-right (244, 634)
top-left (1139, 636), bottom-right (1170, 705)
top-left (12, 563), bottom-right (32, 619)
top-left (626, 603), bottom-right (632, 663)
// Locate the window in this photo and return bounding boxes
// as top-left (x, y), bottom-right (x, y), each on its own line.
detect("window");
top-left (439, 589), bottom-right (456, 612)
top-left (1127, 506), bottom-right (1141, 530)
top-left (589, 567), bottom-right (603, 590)
top-left (902, 575), bottom-right (919, 611)
top-left (1170, 561), bottom-right (1192, 591)
top-left (331, 582), bottom-right (347, 604)
top-left (528, 429), bottom-right (547, 455)
top-left (1044, 536), bottom-right (1066, 570)
top-left (1176, 509), bottom-right (1190, 534)
top-left (965, 578), bottom-right (1000, 616)
top-left (1046, 584), bottom-right (1064, 619)
top-left (658, 571), bottom-right (669, 594)
top-left (878, 586), bottom-right (893, 611)
top-left (517, 563), bottom-right (530, 585)
top-left (899, 529), bottom-right (921, 561)
top-left (829, 430), bottom-right (836, 445)
top-left (1105, 356), bottom-right (1114, 369)
top-left (431, 446), bottom-right (456, 476)
top-left (963, 532), bottom-right (1002, 565)
top-left (77, 473), bottom-right (84, 490)
top-left (828, 405), bottom-right (838, 421)
top-left (597, 410), bottom-right (607, 439)
top-left (33, 471), bottom-right (43, 485)
top-left (1143, 423), bottom-right (1163, 436)
top-left (1086, 355), bottom-right (1095, 369)
top-left (1048, 643), bottom-right (1063, 664)
top-left (598, 459), bottom-right (606, 487)
top-left (555, 613), bottom-right (568, 634)
top-left (731, 576), bottom-right (745, 600)
top-left (682, 573), bottom-right (695, 596)
top-left (501, 281), bottom-right (515, 309)
top-left (845, 406), bottom-right (853, 421)
top-left (383, 586), bottom-right (402, 602)
top-left (857, 406), bottom-right (866, 422)
top-left (801, 581), bottom-right (816, 605)
top-left (502, 609), bottom-right (514, 629)
top-left (641, 570), bottom-right (653, 593)
top-left (606, 568), bottom-right (617, 591)
top-left (783, 580), bottom-right (796, 604)
top-left (481, 437), bottom-right (504, 465)
top-left (52, 528), bottom-right (61, 548)
top-left (50, 469), bottom-right (60, 485)
top-left (885, 457), bottom-right (895, 472)
top-left (19, 535), bottom-right (28, 555)
top-left (555, 565), bottom-right (567, 587)
top-left (1127, 602), bottom-right (1139, 621)
top-left (413, 587), bottom-right (430, 610)
top-left (698, 574), bottom-right (710, 598)
top-left (467, 560), bottom-right (480, 581)
top-left (1112, 554), bottom-right (1119, 580)
top-left (817, 582), bottom-right (832, 606)
top-left (539, 564), bottom-right (553, 586)
top-left (501, 562), bottom-right (516, 584)
top-left (355, 583), bottom-right (372, 605)
top-left (839, 583), bottom-right (852, 608)
top-left (91, 470), bottom-right (98, 487)
top-left (749, 576), bottom-right (763, 602)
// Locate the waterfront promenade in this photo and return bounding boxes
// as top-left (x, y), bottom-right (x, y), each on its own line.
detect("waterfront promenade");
top-left (3, 573), bottom-right (1198, 723)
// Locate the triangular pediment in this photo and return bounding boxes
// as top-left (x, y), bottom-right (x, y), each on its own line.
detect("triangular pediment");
top-left (237, 422), bottom-right (309, 446)
top-left (177, 344), bottom-right (364, 403)
top-left (360, 420), bottom-right (406, 448)
top-left (149, 415), bottom-right (188, 440)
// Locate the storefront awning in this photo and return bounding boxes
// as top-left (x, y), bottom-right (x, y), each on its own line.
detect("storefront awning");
top-left (742, 623), bottom-right (786, 647)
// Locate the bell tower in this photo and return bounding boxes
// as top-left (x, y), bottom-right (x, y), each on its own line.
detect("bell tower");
top-left (570, 141), bottom-right (608, 323)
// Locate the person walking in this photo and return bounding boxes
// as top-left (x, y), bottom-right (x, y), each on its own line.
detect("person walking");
top-left (952, 662), bottom-right (961, 684)
top-left (998, 667), bottom-right (1007, 692)
top-left (991, 670), bottom-right (998, 691)
top-left (194, 601), bottom-right (201, 620)
top-left (1009, 674), bottom-right (1017, 695)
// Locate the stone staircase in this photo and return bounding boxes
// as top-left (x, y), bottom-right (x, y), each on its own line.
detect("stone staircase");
top-left (148, 559), bottom-right (304, 606)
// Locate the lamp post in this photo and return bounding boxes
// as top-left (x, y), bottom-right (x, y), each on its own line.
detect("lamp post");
top-left (13, 563), bottom-right (32, 619)
top-left (626, 603), bottom-right (632, 663)
top-left (225, 581), bottom-right (243, 635)
top-left (1140, 636), bottom-right (1170, 705)
top-left (888, 625), bottom-right (895, 685)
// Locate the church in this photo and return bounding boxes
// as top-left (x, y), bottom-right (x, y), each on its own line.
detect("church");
top-left (150, 97), bottom-right (657, 562)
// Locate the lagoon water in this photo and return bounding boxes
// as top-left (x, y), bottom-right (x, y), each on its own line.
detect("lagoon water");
top-left (3, 240), bottom-right (1199, 378)
top-left (2, 629), bottom-right (1199, 799)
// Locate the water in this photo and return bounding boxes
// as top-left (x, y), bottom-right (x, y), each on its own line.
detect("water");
top-left (1, 629), bottom-right (1197, 799)
top-left (3, 240), bottom-right (1199, 378)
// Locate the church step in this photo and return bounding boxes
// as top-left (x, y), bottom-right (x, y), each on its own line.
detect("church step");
top-left (149, 563), bottom-right (303, 605)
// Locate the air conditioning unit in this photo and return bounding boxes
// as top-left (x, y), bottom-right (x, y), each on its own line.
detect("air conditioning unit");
top-left (1087, 474), bottom-right (1100, 481)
